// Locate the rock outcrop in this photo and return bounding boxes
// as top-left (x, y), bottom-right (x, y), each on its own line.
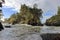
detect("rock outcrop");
top-left (0, 22), bottom-right (4, 31)
top-left (7, 4), bottom-right (43, 26)
top-left (41, 33), bottom-right (60, 40)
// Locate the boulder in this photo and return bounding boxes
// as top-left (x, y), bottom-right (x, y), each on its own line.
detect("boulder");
top-left (40, 33), bottom-right (60, 40)
top-left (0, 22), bottom-right (4, 31)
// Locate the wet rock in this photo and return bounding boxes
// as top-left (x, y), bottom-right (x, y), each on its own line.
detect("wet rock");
top-left (5, 26), bottom-right (11, 28)
top-left (0, 22), bottom-right (4, 31)
top-left (40, 33), bottom-right (60, 40)
top-left (20, 34), bottom-right (42, 40)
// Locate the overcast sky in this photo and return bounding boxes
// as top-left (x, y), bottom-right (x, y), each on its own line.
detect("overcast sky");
top-left (2, 0), bottom-right (60, 23)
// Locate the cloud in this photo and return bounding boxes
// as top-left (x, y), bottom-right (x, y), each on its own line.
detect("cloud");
top-left (2, 0), bottom-right (60, 23)
top-left (4, 0), bottom-right (60, 12)
top-left (41, 0), bottom-right (60, 23)
top-left (4, 0), bottom-right (45, 11)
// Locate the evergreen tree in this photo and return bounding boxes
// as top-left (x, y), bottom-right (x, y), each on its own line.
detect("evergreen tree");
top-left (7, 4), bottom-right (43, 26)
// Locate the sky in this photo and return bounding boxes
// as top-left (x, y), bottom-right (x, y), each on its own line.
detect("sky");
top-left (1, 0), bottom-right (60, 23)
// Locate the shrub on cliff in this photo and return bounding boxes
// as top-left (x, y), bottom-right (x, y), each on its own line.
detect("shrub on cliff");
top-left (45, 7), bottom-right (60, 26)
top-left (8, 4), bottom-right (43, 26)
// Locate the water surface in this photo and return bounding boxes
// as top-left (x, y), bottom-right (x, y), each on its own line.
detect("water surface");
top-left (0, 25), bottom-right (60, 40)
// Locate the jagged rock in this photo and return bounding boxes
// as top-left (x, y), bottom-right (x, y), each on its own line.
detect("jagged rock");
top-left (0, 22), bottom-right (4, 31)
top-left (40, 33), bottom-right (60, 40)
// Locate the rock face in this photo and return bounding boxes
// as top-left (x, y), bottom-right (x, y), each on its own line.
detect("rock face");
top-left (40, 33), bottom-right (60, 40)
top-left (0, 22), bottom-right (4, 31)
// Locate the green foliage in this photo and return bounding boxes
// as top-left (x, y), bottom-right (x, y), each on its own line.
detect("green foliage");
top-left (7, 14), bottom-right (17, 24)
top-left (0, 14), bottom-right (2, 19)
top-left (7, 4), bottom-right (43, 26)
top-left (45, 7), bottom-right (60, 26)
top-left (58, 7), bottom-right (60, 15)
